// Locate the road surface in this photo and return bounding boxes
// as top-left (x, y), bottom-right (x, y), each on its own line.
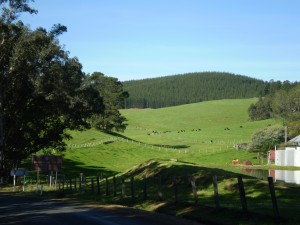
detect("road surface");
top-left (0, 193), bottom-right (203, 225)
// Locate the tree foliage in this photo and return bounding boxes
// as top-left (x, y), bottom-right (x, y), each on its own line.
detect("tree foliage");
top-left (248, 82), bottom-right (300, 149)
top-left (248, 81), bottom-right (299, 121)
top-left (0, 0), bottom-right (104, 171)
top-left (272, 84), bottom-right (300, 121)
top-left (287, 120), bottom-right (300, 139)
top-left (248, 125), bottom-right (285, 153)
top-left (83, 72), bottom-right (128, 132)
top-left (123, 72), bottom-right (266, 109)
top-left (248, 96), bottom-right (272, 121)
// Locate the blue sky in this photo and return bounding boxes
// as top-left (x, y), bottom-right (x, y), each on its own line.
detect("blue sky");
top-left (20, 0), bottom-right (300, 82)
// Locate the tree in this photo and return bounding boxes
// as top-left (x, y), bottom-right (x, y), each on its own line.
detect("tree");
top-left (123, 72), bottom-right (266, 109)
top-left (272, 84), bottom-right (300, 121)
top-left (1, 0), bottom-right (38, 174)
top-left (248, 80), bottom-right (299, 122)
top-left (287, 120), bottom-right (300, 140)
top-left (83, 72), bottom-right (129, 132)
top-left (248, 125), bottom-right (285, 153)
top-left (248, 96), bottom-right (272, 120)
top-left (0, 0), bottom-right (103, 174)
top-left (248, 83), bottom-right (300, 147)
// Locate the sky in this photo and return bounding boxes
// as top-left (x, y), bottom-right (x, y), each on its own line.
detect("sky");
top-left (19, 0), bottom-right (300, 82)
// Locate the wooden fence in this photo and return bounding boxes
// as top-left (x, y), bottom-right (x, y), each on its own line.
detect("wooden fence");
top-left (3, 173), bottom-right (280, 219)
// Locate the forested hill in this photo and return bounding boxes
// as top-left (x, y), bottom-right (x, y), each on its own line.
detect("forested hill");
top-left (122, 72), bottom-right (266, 109)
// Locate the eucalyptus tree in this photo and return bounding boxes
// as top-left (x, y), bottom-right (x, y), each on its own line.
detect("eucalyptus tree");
top-left (0, 0), bottom-right (37, 174)
top-left (272, 84), bottom-right (300, 121)
top-left (0, 0), bottom-right (103, 174)
top-left (83, 72), bottom-right (129, 132)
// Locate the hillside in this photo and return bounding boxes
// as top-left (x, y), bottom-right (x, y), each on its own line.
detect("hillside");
top-left (63, 98), bottom-right (278, 176)
top-left (122, 72), bottom-right (266, 108)
top-left (20, 99), bottom-right (298, 225)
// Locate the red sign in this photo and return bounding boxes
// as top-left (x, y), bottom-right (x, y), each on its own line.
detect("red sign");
top-left (32, 155), bottom-right (62, 171)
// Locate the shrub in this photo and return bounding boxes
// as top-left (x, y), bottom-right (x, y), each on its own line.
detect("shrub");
top-left (248, 125), bottom-right (285, 153)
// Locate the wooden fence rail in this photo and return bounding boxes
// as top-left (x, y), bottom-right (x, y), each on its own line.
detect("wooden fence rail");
top-left (5, 173), bottom-right (280, 219)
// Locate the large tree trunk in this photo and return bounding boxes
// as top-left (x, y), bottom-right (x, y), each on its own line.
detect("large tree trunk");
top-left (0, 86), bottom-right (4, 173)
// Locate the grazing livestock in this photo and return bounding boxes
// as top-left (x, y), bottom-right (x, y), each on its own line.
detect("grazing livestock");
top-left (242, 160), bottom-right (252, 166)
top-left (232, 159), bottom-right (239, 165)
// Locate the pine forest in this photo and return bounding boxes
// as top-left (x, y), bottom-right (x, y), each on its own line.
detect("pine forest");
top-left (123, 72), bottom-right (266, 108)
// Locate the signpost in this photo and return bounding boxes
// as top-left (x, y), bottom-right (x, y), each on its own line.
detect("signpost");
top-left (32, 155), bottom-right (62, 191)
top-left (32, 155), bottom-right (62, 171)
top-left (10, 169), bottom-right (29, 192)
top-left (10, 168), bottom-right (29, 177)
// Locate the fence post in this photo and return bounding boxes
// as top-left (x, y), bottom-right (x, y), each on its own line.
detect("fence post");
top-left (79, 173), bottom-right (83, 193)
top-left (91, 178), bottom-right (94, 193)
top-left (113, 176), bottom-right (117, 197)
top-left (173, 175), bottom-right (178, 204)
top-left (121, 177), bottom-right (125, 197)
top-left (74, 177), bottom-right (76, 191)
top-left (105, 177), bottom-right (109, 196)
top-left (190, 176), bottom-right (198, 205)
top-left (143, 178), bottom-right (147, 200)
top-left (65, 176), bottom-right (68, 190)
top-left (268, 177), bottom-right (280, 219)
top-left (70, 178), bottom-right (72, 191)
top-left (62, 176), bottom-right (65, 191)
top-left (213, 175), bottom-right (220, 209)
top-left (157, 175), bottom-right (163, 201)
top-left (238, 175), bottom-right (248, 214)
top-left (130, 176), bottom-right (134, 199)
top-left (84, 177), bottom-right (87, 192)
top-left (97, 176), bottom-right (100, 194)
top-left (23, 175), bottom-right (27, 192)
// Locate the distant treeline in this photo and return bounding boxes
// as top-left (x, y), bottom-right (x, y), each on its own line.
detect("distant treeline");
top-left (248, 80), bottom-right (300, 138)
top-left (122, 72), bottom-right (266, 109)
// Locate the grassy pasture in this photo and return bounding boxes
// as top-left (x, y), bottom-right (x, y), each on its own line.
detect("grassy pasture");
top-left (14, 98), bottom-right (300, 225)
top-left (119, 98), bottom-right (278, 166)
top-left (62, 98), bottom-right (279, 176)
top-left (59, 98), bottom-right (300, 225)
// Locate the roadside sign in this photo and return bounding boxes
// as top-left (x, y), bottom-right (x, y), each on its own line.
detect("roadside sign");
top-left (32, 155), bottom-right (62, 171)
top-left (10, 169), bottom-right (29, 176)
top-left (10, 168), bottom-right (29, 192)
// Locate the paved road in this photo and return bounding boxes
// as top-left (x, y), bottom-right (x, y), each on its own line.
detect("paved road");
top-left (0, 193), bottom-right (203, 225)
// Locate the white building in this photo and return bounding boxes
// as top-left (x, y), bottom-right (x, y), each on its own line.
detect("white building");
top-left (275, 147), bottom-right (300, 166)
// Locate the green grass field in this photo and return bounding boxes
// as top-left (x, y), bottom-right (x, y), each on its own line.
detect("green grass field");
top-left (63, 98), bottom-right (278, 176)
top-left (16, 98), bottom-right (300, 225)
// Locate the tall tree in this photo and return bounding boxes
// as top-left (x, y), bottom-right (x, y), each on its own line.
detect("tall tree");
top-left (83, 72), bottom-right (129, 132)
top-left (0, 0), bottom-right (103, 174)
top-left (1, 0), bottom-right (37, 174)
top-left (248, 96), bottom-right (272, 120)
top-left (272, 84), bottom-right (300, 121)
top-left (248, 81), bottom-right (299, 121)
top-left (248, 81), bottom-right (300, 148)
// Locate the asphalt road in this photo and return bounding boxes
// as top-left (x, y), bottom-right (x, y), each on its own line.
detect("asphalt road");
top-left (0, 193), bottom-right (204, 225)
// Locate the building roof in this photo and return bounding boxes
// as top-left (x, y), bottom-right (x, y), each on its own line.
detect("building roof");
top-left (290, 135), bottom-right (300, 143)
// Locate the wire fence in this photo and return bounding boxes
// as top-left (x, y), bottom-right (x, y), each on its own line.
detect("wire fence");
top-left (2, 172), bottom-right (282, 220)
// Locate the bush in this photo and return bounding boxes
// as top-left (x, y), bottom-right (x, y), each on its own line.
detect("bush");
top-left (248, 125), bottom-right (285, 153)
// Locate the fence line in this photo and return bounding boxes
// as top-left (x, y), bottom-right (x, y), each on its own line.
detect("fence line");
top-left (68, 136), bottom-right (245, 156)
top-left (5, 173), bottom-right (281, 220)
